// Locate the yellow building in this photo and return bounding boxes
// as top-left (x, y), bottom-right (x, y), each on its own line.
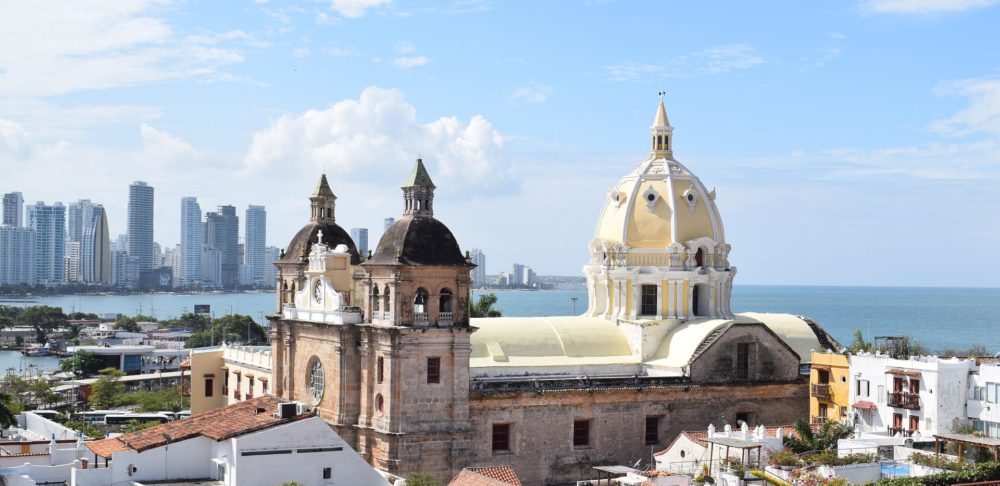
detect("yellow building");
top-left (185, 347), bottom-right (226, 414)
top-left (809, 351), bottom-right (851, 424)
top-left (185, 344), bottom-right (273, 414)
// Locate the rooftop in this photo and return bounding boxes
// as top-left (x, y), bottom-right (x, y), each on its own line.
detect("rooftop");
top-left (449, 466), bottom-right (522, 486)
top-left (86, 396), bottom-right (309, 458)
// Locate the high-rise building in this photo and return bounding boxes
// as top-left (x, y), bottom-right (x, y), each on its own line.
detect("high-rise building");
top-left (469, 248), bottom-right (486, 287)
top-left (351, 228), bottom-right (369, 259)
top-left (264, 245), bottom-right (280, 285)
top-left (180, 197), bottom-right (202, 288)
top-left (200, 246), bottom-right (222, 287)
top-left (110, 250), bottom-right (138, 287)
top-left (161, 244), bottom-right (181, 287)
top-left (0, 225), bottom-right (36, 285)
top-left (205, 205), bottom-right (239, 288)
top-left (127, 181), bottom-right (155, 271)
top-left (2, 192), bottom-right (24, 227)
top-left (383, 217), bottom-right (395, 231)
top-left (64, 241), bottom-right (81, 282)
top-left (26, 202), bottom-right (66, 285)
top-left (67, 199), bottom-right (96, 243)
top-left (245, 205), bottom-right (267, 287)
top-left (81, 205), bottom-right (111, 285)
top-left (508, 262), bottom-right (525, 286)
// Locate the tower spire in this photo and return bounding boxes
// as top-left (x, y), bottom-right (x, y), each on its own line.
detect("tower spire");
top-left (651, 91), bottom-right (674, 159)
top-left (310, 173), bottom-right (337, 223)
top-left (402, 158), bottom-right (436, 217)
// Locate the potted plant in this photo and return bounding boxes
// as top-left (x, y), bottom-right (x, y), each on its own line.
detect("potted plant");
top-left (768, 449), bottom-right (802, 470)
top-left (693, 463), bottom-right (708, 485)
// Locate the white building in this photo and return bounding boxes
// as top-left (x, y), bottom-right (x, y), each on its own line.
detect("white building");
top-left (246, 204), bottom-right (267, 286)
top-left (180, 196), bottom-right (203, 287)
top-left (469, 248), bottom-right (486, 287)
top-left (80, 205), bottom-right (111, 285)
top-left (128, 181), bottom-right (155, 271)
top-left (264, 245), bottom-right (280, 285)
top-left (967, 363), bottom-right (1000, 437)
top-left (65, 240), bottom-right (82, 282)
top-left (351, 227), bottom-right (369, 259)
top-left (655, 423), bottom-right (792, 475)
top-left (848, 353), bottom-right (975, 438)
top-left (2, 191), bottom-right (24, 227)
top-left (78, 397), bottom-right (389, 486)
top-left (27, 201), bottom-right (66, 285)
top-left (67, 199), bottom-right (96, 244)
top-left (0, 224), bottom-right (36, 285)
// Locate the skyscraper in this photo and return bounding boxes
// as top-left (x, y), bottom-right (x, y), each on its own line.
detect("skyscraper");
top-left (67, 199), bottom-right (96, 243)
top-left (383, 217), bottom-right (395, 231)
top-left (81, 205), bottom-right (111, 285)
top-left (65, 241), bottom-right (81, 282)
top-left (205, 205), bottom-right (239, 288)
top-left (351, 228), bottom-right (368, 259)
top-left (128, 181), bottom-right (155, 271)
top-left (469, 248), bottom-right (486, 287)
top-left (2, 192), bottom-right (23, 227)
top-left (180, 197), bottom-right (202, 288)
top-left (27, 202), bottom-right (66, 285)
top-left (245, 205), bottom-right (267, 287)
top-left (264, 245), bottom-right (280, 285)
top-left (0, 225), bottom-right (35, 285)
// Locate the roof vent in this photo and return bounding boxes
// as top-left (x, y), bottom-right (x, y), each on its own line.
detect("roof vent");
top-left (276, 402), bottom-right (297, 419)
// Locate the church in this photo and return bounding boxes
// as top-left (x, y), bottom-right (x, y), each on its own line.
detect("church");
top-left (268, 98), bottom-right (840, 485)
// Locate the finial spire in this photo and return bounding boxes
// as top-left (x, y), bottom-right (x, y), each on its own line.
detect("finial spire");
top-left (402, 158), bottom-right (436, 217)
top-left (650, 93), bottom-right (674, 158)
top-left (309, 174), bottom-right (337, 223)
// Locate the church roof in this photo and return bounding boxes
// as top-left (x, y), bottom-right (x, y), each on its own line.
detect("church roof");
top-left (366, 216), bottom-right (469, 266)
top-left (404, 158), bottom-right (436, 188)
top-left (280, 221), bottom-right (360, 264)
top-left (653, 99), bottom-right (670, 128)
top-left (312, 173), bottom-right (336, 198)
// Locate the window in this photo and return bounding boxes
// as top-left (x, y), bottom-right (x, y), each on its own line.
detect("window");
top-left (222, 371), bottom-right (229, 395)
top-left (819, 404), bottom-right (828, 419)
top-left (817, 369), bottom-right (830, 384)
top-left (645, 416), bottom-right (660, 445)
top-left (414, 288), bottom-right (429, 314)
top-left (308, 357), bottom-right (325, 404)
top-left (926, 417), bottom-right (933, 431)
top-left (988, 382), bottom-right (996, 403)
top-left (377, 356), bottom-right (384, 384)
top-left (372, 286), bottom-right (380, 312)
top-left (640, 285), bottom-right (657, 316)
top-left (974, 386), bottom-right (983, 401)
top-left (736, 342), bottom-right (751, 380)
top-left (909, 379), bottom-right (920, 394)
top-left (261, 380), bottom-right (268, 395)
top-left (856, 379), bottom-right (870, 397)
top-left (909, 416), bottom-right (920, 432)
top-left (573, 420), bottom-right (590, 448)
top-left (204, 375), bottom-right (214, 397)
top-left (492, 423), bottom-right (510, 453)
top-left (376, 394), bottom-right (384, 415)
top-left (439, 289), bottom-right (453, 313)
top-left (247, 377), bottom-right (255, 398)
top-left (736, 412), bottom-right (752, 426)
top-left (323, 467), bottom-right (332, 479)
top-left (427, 357), bottom-right (441, 384)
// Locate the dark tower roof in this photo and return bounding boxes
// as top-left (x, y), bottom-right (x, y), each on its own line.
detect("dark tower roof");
top-left (280, 174), bottom-right (360, 264)
top-left (366, 159), bottom-right (469, 267)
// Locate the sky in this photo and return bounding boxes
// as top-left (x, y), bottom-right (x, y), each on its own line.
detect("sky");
top-left (1, 0), bottom-right (998, 287)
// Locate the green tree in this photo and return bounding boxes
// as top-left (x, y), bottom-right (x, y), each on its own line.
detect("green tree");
top-left (133, 314), bottom-right (158, 323)
top-left (0, 393), bottom-right (17, 429)
top-left (61, 350), bottom-right (104, 376)
top-left (846, 329), bottom-right (871, 354)
top-left (66, 312), bottom-right (99, 320)
top-left (169, 312), bottom-right (213, 332)
top-left (89, 368), bottom-right (126, 408)
top-left (113, 316), bottom-right (141, 333)
top-left (134, 386), bottom-right (188, 413)
top-left (405, 473), bottom-right (441, 486)
top-left (122, 419), bottom-right (161, 433)
top-left (784, 419), bottom-right (854, 454)
top-left (185, 314), bottom-right (267, 348)
top-left (17, 305), bottom-right (67, 343)
top-left (470, 293), bottom-right (502, 318)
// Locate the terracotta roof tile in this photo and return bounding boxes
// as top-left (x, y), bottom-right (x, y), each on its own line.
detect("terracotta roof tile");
top-left (449, 466), bottom-right (521, 486)
top-left (86, 396), bottom-right (307, 458)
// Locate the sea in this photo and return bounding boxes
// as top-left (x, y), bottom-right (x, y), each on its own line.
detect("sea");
top-left (2, 286), bottom-right (998, 373)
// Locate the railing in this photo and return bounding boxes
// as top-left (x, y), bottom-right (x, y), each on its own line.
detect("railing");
top-left (887, 426), bottom-right (914, 437)
top-left (888, 391), bottom-right (921, 410)
top-left (414, 312), bottom-right (429, 325)
top-left (381, 311), bottom-right (390, 320)
top-left (811, 383), bottom-right (832, 398)
top-left (439, 312), bottom-right (454, 325)
top-left (811, 416), bottom-right (829, 425)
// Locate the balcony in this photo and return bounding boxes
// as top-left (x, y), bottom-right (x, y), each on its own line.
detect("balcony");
top-left (811, 383), bottom-right (832, 398)
top-left (888, 426), bottom-right (914, 437)
top-left (887, 391), bottom-right (921, 410)
top-left (414, 312), bottom-right (429, 325)
top-left (811, 416), bottom-right (830, 425)
top-left (439, 312), bottom-right (454, 326)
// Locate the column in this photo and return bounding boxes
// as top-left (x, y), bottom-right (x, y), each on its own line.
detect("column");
top-left (656, 282), bottom-right (663, 320)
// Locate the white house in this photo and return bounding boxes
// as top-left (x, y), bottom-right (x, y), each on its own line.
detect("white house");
top-left (77, 396), bottom-right (389, 486)
top-left (967, 362), bottom-right (1000, 437)
top-left (654, 423), bottom-right (793, 475)
top-left (848, 354), bottom-right (975, 438)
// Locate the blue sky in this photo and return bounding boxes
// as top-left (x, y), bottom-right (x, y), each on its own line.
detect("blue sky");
top-left (1, 0), bottom-right (998, 287)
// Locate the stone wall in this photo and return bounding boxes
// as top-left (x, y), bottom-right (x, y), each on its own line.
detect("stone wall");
top-left (689, 323), bottom-right (801, 384)
top-left (466, 382), bottom-right (808, 486)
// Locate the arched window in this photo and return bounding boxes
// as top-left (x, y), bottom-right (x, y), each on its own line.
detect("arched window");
top-left (372, 285), bottom-right (380, 312)
top-left (376, 393), bottom-right (384, 416)
top-left (307, 357), bottom-right (324, 404)
top-left (695, 248), bottom-right (704, 268)
top-left (439, 289), bottom-right (453, 313)
top-left (383, 284), bottom-right (391, 313)
top-left (414, 288), bottom-right (428, 314)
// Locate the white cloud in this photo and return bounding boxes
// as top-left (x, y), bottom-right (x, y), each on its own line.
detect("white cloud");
top-left (862, 0), bottom-right (999, 13)
top-left (329, 0), bottom-right (392, 18)
top-left (930, 77), bottom-right (1000, 137)
top-left (511, 83), bottom-right (553, 104)
top-left (394, 41), bottom-right (416, 54)
top-left (604, 44), bottom-right (764, 82)
top-left (392, 56), bottom-right (431, 69)
top-left (327, 45), bottom-right (360, 57)
top-left (243, 86), bottom-right (513, 191)
top-left (0, 119), bottom-right (31, 157)
top-left (139, 124), bottom-right (202, 167)
top-left (292, 47), bottom-right (311, 58)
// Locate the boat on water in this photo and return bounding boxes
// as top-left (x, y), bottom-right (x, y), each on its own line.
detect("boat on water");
top-left (22, 343), bottom-right (53, 357)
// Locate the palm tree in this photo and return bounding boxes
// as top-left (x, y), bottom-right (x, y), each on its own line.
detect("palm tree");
top-left (784, 419), bottom-right (853, 454)
top-left (0, 392), bottom-right (18, 429)
top-left (470, 294), bottom-right (502, 318)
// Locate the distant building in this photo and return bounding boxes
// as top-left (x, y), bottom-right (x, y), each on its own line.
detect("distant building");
top-left (205, 205), bottom-right (239, 288)
top-left (180, 197), bottom-right (202, 287)
top-left (245, 204), bottom-right (267, 286)
top-left (127, 181), bottom-right (155, 271)
top-left (508, 262), bottom-right (525, 286)
top-left (2, 192), bottom-right (23, 227)
top-left (66, 198), bottom-right (96, 243)
top-left (383, 217), bottom-right (394, 231)
top-left (110, 250), bottom-right (139, 288)
top-left (469, 248), bottom-right (486, 287)
top-left (26, 201), bottom-right (65, 285)
top-left (351, 227), bottom-right (369, 258)
top-left (80, 204), bottom-right (111, 285)
top-left (64, 241), bottom-right (81, 282)
top-left (0, 225), bottom-right (36, 285)
top-left (139, 266), bottom-right (174, 290)
top-left (161, 244), bottom-right (181, 287)
top-left (264, 245), bottom-right (280, 284)
top-left (809, 352), bottom-right (851, 425)
top-left (201, 246), bottom-right (223, 287)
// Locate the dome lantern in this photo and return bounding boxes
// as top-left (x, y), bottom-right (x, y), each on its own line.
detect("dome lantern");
top-left (310, 174), bottom-right (337, 224)
top-left (401, 158), bottom-right (436, 218)
top-left (651, 91), bottom-right (674, 159)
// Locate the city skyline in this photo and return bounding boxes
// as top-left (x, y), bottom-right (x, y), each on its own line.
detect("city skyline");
top-left (0, 2), bottom-right (998, 286)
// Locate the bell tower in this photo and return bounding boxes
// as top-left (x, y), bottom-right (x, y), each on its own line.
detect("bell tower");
top-left (310, 174), bottom-right (337, 223)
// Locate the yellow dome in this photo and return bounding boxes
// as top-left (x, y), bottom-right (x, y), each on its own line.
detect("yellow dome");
top-left (594, 157), bottom-right (724, 249)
